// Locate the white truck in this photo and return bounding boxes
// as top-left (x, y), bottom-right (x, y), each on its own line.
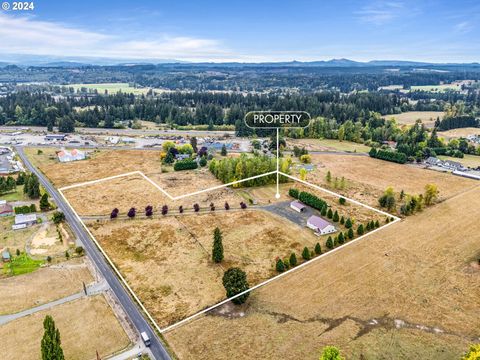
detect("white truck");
top-left (141, 331), bottom-right (151, 347)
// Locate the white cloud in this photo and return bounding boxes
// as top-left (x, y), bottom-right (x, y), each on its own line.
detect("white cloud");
top-left (454, 21), bottom-right (473, 34)
top-left (356, 1), bottom-right (406, 25)
top-left (0, 13), bottom-right (248, 61)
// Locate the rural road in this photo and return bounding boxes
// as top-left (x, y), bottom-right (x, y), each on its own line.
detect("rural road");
top-left (16, 146), bottom-right (172, 360)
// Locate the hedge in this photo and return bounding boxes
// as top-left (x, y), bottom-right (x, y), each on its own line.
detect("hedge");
top-left (298, 191), bottom-right (327, 211)
top-left (369, 148), bottom-right (407, 164)
top-left (174, 158), bottom-right (198, 171)
top-left (289, 188), bottom-right (299, 199)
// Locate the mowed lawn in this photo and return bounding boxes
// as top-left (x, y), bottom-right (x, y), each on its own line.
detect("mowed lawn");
top-left (165, 185), bottom-right (480, 360)
top-left (0, 295), bottom-right (131, 360)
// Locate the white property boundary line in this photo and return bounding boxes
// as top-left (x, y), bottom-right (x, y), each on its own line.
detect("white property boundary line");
top-left (59, 168), bottom-right (400, 334)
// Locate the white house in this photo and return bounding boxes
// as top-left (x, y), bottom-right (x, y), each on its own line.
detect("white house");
top-left (290, 200), bottom-right (306, 213)
top-left (12, 214), bottom-right (37, 230)
top-left (57, 149), bottom-right (86, 163)
top-left (307, 215), bottom-right (336, 235)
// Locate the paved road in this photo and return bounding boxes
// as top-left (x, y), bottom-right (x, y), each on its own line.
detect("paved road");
top-left (16, 146), bottom-right (171, 360)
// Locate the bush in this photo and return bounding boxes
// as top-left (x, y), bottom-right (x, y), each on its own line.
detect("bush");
top-left (110, 208), bottom-right (119, 219)
top-left (179, 205), bottom-right (184, 213)
top-left (348, 228), bottom-right (354, 239)
top-left (357, 224), bottom-right (364, 236)
top-left (52, 211), bottom-right (65, 224)
top-left (222, 268), bottom-right (250, 305)
top-left (224, 202), bottom-right (230, 210)
top-left (193, 203), bottom-right (200, 212)
top-left (127, 208), bottom-right (136, 218)
top-left (302, 247), bottom-right (311, 260)
top-left (75, 246), bottom-right (85, 255)
top-left (289, 252), bottom-right (297, 267)
top-left (300, 154), bottom-right (311, 164)
top-left (339, 197), bottom-right (346, 205)
top-left (314, 243), bottom-right (322, 255)
top-left (240, 202), bottom-right (247, 209)
top-left (145, 205), bottom-right (153, 217)
top-left (161, 205), bottom-right (168, 215)
top-left (288, 188), bottom-right (299, 199)
top-left (199, 156), bottom-right (207, 167)
top-left (276, 258), bottom-right (285, 272)
top-left (174, 158), bottom-right (198, 171)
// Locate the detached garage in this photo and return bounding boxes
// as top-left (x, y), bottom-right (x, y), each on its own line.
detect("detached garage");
top-left (290, 200), bottom-right (306, 213)
top-left (307, 215), bottom-right (336, 235)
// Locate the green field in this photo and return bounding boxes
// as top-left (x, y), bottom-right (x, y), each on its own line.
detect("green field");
top-left (3, 253), bottom-right (44, 276)
top-left (66, 83), bottom-right (151, 95)
top-left (410, 84), bottom-right (461, 92)
top-left (289, 138), bottom-right (371, 153)
top-left (0, 185), bottom-right (26, 202)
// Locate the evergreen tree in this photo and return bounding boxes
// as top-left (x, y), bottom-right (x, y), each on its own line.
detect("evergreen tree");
top-left (289, 252), bottom-right (297, 267)
top-left (326, 236), bottom-right (334, 249)
top-left (338, 232), bottom-right (345, 244)
top-left (40, 193), bottom-right (50, 211)
top-left (321, 205), bottom-right (327, 216)
top-left (348, 228), bottom-right (354, 239)
top-left (221, 144), bottom-right (228, 156)
top-left (276, 258), bottom-right (285, 272)
top-left (357, 224), bottom-right (364, 236)
top-left (345, 218), bottom-right (353, 228)
top-left (41, 315), bottom-right (65, 360)
top-left (327, 208), bottom-right (333, 219)
top-left (374, 220), bottom-right (380, 228)
top-left (326, 170), bottom-right (332, 183)
top-left (302, 246), bottom-right (311, 260)
top-left (314, 242), bottom-right (322, 255)
top-left (26, 174), bottom-right (40, 199)
top-left (332, 210), bottom-right (339, 222)
top-left (212, 227), bottom-right (224, 263)
top-left (222, 268), bottom-right (249, 305)
top-left (340, 216), bottom-right (345, 225)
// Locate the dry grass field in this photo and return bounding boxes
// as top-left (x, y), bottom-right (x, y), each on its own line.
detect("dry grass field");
top-left (87, 208), bottom-right (330, 328)
top-left (288, 138), bottom-right (371, 153)
top-left (0, 295), bottom-right (131, 360)
top-left (0, 258), bottom-right (93, 314)
top-left (24, 148), bottom-right (163, 187)
top-left (165, 185), bottom-right (480, 360)
top-left (438, 127), bottom-right (480, 140)
top-left (63, 172), bottom-right (243, 216)
top-left (297, 154), bottom-right (476, 207)
top-left (385, 111), bottom-right (444, 126)
top-left (438, 155), bottom-right (480, 169)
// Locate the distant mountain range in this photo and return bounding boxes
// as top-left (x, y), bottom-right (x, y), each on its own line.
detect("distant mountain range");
top-left (0, 54), bottom-right (478, 68)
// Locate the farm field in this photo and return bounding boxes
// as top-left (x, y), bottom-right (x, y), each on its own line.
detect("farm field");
top-left (438, 127), bottom-right (480, 140)
top-left (384, 111), bottom-right (444, 126)
top-left (410, 83), bottom-right (462, 92)
top-left (164, 184), bottom-right (480, 360)
top-left (288, 138), bottom-right (371, 153)
top-left (0, 258), bottom-right (93, 314)
top-left (87, 207), bottom-right (333, 328)
top-left (296, 153), bottom-right (476, 207)
top-left (66, 82), bottom-right (151, 95)
top-left (438, 154), bottom-right (480, 169)
top-left (0, 295), bottom-right (131, 360)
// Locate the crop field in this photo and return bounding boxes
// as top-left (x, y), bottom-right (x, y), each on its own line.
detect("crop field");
top-left (385, 111), bottom-right (444, 126)
top-left (287, 138), bottom-right (371, 153)
top-left (296, 154), bottom-right (476, 207)
top-left (0, 295), bottom-right (131, 360)
top-left (0, 258), bottom-right (93, 314)
top-left (164, 185), bottom-right (480, 360)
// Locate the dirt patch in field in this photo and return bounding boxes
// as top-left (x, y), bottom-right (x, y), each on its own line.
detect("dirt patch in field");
top-left (165, 185), bottom-right (480, 360)
top-left (0, 258), bottom-right (93, 314)
top-left (0, 295), bottom-right (130, 360)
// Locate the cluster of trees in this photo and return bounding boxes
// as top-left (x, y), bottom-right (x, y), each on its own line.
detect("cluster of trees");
top-left (438, 115), bottom-right (479, 131)
top-left (209, 154), bottom-right (290, 186)
top-left (378, 184), bottom-right (439, 215)
top-left (222, 267), bottom-right (250, 305)
top-left (0, 175), bottom-right (16, 194)
top-left (14, 204), bottom-right (37, 214)
top-left (23, 173), bottom-right (41, 199)
top-left (369, 147), bottom-right (407, 164)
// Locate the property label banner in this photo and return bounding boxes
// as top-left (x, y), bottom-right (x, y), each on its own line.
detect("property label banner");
top-left (244, 111), bottom-right (311, 129)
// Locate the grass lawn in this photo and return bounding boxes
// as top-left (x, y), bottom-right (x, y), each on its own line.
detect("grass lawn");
top-left (0, 185), bottom-right (26, 202)
top-left (438, 154), bottom-right (480, 169)
top-left (3, 253), bottom-right (44, 276)
top-left (67, 83), bottom-right (151, 95)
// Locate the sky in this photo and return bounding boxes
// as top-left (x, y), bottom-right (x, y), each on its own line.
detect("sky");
top-left (0, 0), bottom-right (479, 63)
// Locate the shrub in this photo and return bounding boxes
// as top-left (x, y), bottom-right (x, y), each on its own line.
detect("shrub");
top-left (240, 202), bottom-right (247, 209)
top-left (302, 247), bottom-right (311, 260)
top-left (161, 205), bottom-right (168, 215)
top-left (276, 258), bottom-right (285, 272)
top-left (174, 158), bottom-right (198, 171)
top-left (374, 220), bottom-right (380, 228)
top-left (300, 154), bottom-right (311, 164)
top-left (145, 205), bottom-right (153, 217)
top-left (193, 203), bottom-right (200, 212)
top-left (75, 246), bottom-right (84, 255)
top-left (339, 197), bottom-right (346, 205)
top-left (52, 211), bottom-right (65, 224)
top-left (199, 156), bottom-right (207, 167)
top-left (289, 252), bottom-right (297, 267)
top-left (222, 268), bottom-right (250, 305)
top-left (127, 208), bottom-right (136, 218)
top-left (210, 202), bottom-right (215, 211)
top-left (110, 208), bottom-right (119, 219)
top-left (224, 202), bottom-right (230, 210)
top-left (179, 205), bottom-right (184, 213)
top-left (314, 243), bottom-right (322, 255)
top-left (288, 188), bottom-right (299, 199)
top-left (348, 228), bottom-right (354, 239)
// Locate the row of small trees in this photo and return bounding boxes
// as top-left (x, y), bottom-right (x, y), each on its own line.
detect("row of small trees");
top-left (275, 243), bottom-right (323, 273)
top-left (369, 147), bottom-right (407, 164)
top-left (111, 201), bottom-right (248, 219)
